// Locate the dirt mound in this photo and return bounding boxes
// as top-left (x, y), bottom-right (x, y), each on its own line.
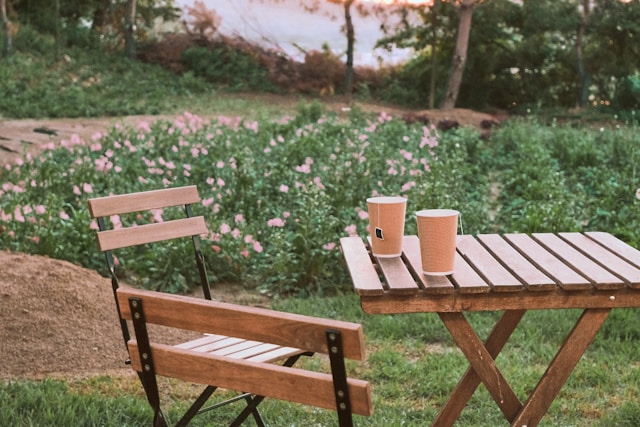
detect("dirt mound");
top-left (0, 251), bottom-right (129, 379)
top-left (0, 250), bottom-right (274, 380)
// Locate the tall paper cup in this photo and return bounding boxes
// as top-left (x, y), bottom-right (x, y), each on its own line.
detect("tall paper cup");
top-left (367, 196), bottom-right (407, 257)
top-left (416, 209), bottom-right (459, 275)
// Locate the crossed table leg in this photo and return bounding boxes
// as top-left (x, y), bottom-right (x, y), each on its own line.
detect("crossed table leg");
top-left (432, 308), bottom-right (610, 427)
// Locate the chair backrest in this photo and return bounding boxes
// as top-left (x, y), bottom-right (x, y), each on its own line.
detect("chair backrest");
top-left (87, 185), bottom-right (212, 346)
top-left (117, 287), bottom-right (374, 418)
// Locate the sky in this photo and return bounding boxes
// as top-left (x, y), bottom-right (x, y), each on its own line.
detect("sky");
top-left (174, 0), bottom-right (416, 66)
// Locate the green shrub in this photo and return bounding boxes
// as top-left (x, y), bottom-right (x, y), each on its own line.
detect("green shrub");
top-left (181, 44), bottom-right (275, 92)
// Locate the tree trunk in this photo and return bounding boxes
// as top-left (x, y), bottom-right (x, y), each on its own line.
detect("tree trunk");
top-left (344, 0), bottom-right (355, 102)
top-left (428, 2), bottom-right (438, 110)
top-left (576, 0), bottom-right (590, 107)
top-left (54, 0), bottom-right (60, 59)
top-left (1, 0), bottom-right (12, 57)
top-left (92, 0), bottom-right (112, 34)
top-left (124, 0), bottom-right (137, 58)
top-left (440, 0), bottom-right (474, 111)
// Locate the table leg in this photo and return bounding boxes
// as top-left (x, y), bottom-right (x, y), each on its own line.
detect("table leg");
top-left (438, 312), bottom-right (523, 423)
top-left (511, 308), bottom-right (610, 427)
top-left (433, 310), bottom-right (526, 427)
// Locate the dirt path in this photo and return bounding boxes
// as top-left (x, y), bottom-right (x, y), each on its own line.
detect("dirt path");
top-left (0, 96), bottom-right (502, 166)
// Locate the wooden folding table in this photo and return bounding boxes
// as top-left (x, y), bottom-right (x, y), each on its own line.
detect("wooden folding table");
top-left (340, 232), bottom-right (640, 426)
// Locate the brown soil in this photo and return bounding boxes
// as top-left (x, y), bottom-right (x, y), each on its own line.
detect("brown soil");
top-left (0, 97), bottom-right (502, 380)
top-left (0, 250), bottom-right (271, 380)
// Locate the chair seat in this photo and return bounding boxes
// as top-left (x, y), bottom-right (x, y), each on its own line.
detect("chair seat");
top-left (174, 335), bottom-right (305, 363)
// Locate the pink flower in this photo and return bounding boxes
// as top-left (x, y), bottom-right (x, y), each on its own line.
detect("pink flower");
top-left (60, 211), bottom-right (70, 220)
top-left (34, 205), bottom-right (46, 215)
top-left (267, 218), bottom-right (286, 227)
top-left (89, 220), bottom-right (99, 230)
top-left (110, 215), bottom-right (122, 230)
top-left (202, 198), bottom-right (214, 207)
top-left (212, 245), bottom-right (221, 253)
top-left (323, 242), bottom-right (336, 250)
top-left (253, 241), bottom-right (263, 253)
top-left (344, 224), bottom-right (357, 236)
top-left (283, 211), bottom-right (291, 218)
top-left (279, 184), bottom-right (289, 193)
top-left (73, 185), bottom-right (82, 196)
top-left (357, 209), bottom-right (369, 220)
top-left (401, 181), bottom-right (417, 192)
top-left (13, 207), bottom-right (25, 222)
top-left (296, 164), bottom-right (311, 174)
top-left (231, 228), bottom-right (241, 239)
top-left (234, 214), bottom-right (244, 223)
top-left (31, 236), bottom-right (40, 244)
top-left (220, 223), bottom-right (231, 234)
top-left (240, 250), bottom-right (250, 258)
top-left (151, 209), bottom-right (163, 223)
top-left (137, 121), bottom-right (151, 133)
top-left (313, 176), bottom-right (325, 190)
top-left (83, 183), bottom-right (93, 193)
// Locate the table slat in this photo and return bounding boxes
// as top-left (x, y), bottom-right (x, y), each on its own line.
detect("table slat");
top-left (560, 232), bottom-right (640, 289)
top-left (533, 233), bottom-right (625, 290)
top-left (477, 234), bottom-right (556, 291)
top-left (504, 234), bottom-right (591, 291)
top-left (585, 231), bottom-right (640, 271)
top-left (457, 235), bottom-right (523, 292)
top-left (377, 256), bottom-right (420, 295)
top-left (339, 236), bottom-right (385, 295)
top-left (402, 236), bottom-right (455, 294)
top-left (451, 252), bottom-right (492, 294)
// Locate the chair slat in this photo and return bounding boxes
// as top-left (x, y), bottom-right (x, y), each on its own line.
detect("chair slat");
top-left (117, 287), bottom-right (366, 361)
top-left (128, 342), bottom-right (374, 417)
top-left (245, 346), bottom-right (306, 363)
top-left (96, 216), bottom-right (207, 251)
top-left (88, 185), bottom-right (200, 217)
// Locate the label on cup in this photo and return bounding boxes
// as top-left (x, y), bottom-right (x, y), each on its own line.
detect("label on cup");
top-left (375, 227), bottom-right (384, 240)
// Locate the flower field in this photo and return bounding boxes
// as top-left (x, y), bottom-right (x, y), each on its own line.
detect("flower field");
top-left (1, 109), bottom-right (639, 296)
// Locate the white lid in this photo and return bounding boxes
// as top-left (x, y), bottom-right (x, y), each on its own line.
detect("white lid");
top-left (366, 196), bottom-right (407, 204)
top-left (415, 209), bottom-right (459, 217)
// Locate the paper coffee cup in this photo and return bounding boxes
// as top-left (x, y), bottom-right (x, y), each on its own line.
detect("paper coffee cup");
top-left (416, 209), bottom-right (459, 275)
top-left (367, 196), bottom-right (407, 257)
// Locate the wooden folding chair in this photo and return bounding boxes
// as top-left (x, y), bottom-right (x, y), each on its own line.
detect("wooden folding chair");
top-left (87, 185), bottom-right (311, 426)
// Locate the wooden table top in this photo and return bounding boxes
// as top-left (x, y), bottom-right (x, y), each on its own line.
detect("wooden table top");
top-left (340, 232), bottom-right (640, 314)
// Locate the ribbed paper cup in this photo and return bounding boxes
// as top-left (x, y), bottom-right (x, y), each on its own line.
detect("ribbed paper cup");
top-left (416, 209), bottom-right (459, 275)
top-left (367, 196), bottom-right (407, 257)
